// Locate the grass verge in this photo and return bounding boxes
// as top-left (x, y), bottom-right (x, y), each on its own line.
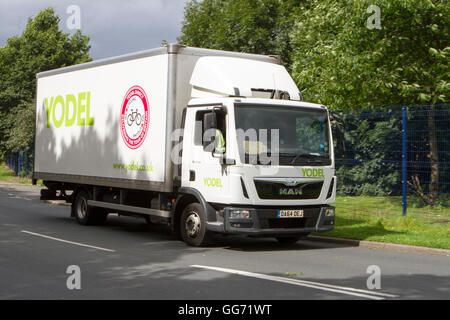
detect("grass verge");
top-left (315, 196), bottom-right (450, 250)
top-left (0, 162), bottom-right (35, 184)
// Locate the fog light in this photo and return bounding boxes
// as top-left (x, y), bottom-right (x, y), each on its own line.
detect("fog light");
top-left (229, 209), bottom-right (251, 219)
top-left (323, 207), bottom-right (335, 217)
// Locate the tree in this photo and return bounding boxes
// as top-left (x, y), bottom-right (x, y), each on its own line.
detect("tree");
top-left (178, 0), bottom-right (448, 204)
top-left (290, 0), bottom-right (449, 107)
top-left (0, 8), bottom-right (91, 162)
top-left (290, 0), bottom-right (449, 204)
top-left (178, 0), bottom-right (303, 67)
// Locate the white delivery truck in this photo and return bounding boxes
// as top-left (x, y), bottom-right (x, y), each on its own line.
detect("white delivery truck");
top-left (33, 44), bottom-right (336, 246)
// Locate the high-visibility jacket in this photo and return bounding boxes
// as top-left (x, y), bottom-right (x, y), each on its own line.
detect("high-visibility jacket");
top-left (215, 130), bottom-right (226, 153)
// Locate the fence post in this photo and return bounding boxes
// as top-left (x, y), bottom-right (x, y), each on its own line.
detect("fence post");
top-left (18, 151), bottom-right (22, 176)
top-left (402, 106), bottom-right (407, 216)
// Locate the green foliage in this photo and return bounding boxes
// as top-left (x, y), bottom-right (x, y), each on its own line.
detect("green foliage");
top-left (335, 112), bottom-right (401, 196)
top-left (0, 7), bottom-right (91, 158)
top-left (180, 0), bottom-right (449, 108)
top-left (179, 0), bottom-right (448, 203)
top-left (3, 100), bottom-right (35, 154)
top-left (290, 0), bottom-right (449, 109)
top-left (178, 0), bottom-right (302, 67)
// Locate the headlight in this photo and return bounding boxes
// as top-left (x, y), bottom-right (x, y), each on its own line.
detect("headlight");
top-left (229, 209), bottom-right (251, 219)
top-left (323, 207), bottom-right (335, 217)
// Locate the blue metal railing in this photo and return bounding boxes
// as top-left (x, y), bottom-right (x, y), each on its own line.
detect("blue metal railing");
top-left (333, 104), bottom-right (450, 214)
top-left (5, 149), bottom-right (33, 177)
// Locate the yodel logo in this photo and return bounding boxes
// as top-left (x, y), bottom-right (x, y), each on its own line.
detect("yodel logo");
top-left (44, 91), bottom-right (94, 128)
top-left (301, 168), bottom-right (325, 178)
top-left (204, 177), bottom-right (223, 187)
top-left (120, 85), bottom-right (150, 150)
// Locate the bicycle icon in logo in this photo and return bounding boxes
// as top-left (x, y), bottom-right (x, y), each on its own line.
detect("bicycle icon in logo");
top-left (127, 108), bottom-right (142, 126)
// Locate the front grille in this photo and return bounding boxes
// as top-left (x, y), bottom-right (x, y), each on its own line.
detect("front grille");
top-left (254, 180), bottom-right (323, 200)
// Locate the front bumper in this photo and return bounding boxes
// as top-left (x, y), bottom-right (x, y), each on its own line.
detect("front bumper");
top-left (206, 205), bottom-right (335, 236)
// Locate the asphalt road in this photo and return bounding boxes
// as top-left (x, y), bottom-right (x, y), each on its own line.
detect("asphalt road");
top-left (0, 183), bottom-right (449, 300)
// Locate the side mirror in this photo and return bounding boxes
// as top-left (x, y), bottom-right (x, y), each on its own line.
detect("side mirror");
top-left (203, 112), bottom-right (217, 149)
top-left (203, 112), bottom-right (217, 132)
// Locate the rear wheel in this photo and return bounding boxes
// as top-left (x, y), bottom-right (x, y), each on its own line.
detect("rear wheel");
top-left (73, 191), bottom-right (108, 226)
top-left (180, 203), bottom-right (212, 247)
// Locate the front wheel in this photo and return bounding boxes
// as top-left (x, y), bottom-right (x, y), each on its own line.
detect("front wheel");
top-left (180, 203), bottom-right (212, 247)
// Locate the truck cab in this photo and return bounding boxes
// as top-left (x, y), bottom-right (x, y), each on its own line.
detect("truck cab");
top-left (174, 55), bottom-right (336, 246)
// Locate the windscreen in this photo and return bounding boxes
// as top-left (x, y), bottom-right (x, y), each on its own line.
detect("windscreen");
top-left (234, 104), bottom-right (331, 166)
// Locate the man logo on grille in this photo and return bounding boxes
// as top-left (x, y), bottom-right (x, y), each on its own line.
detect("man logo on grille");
top-left (279, 188), bottom-right (303, 196)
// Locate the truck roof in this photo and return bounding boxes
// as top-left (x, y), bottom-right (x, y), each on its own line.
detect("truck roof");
top-left (190, 56), bottom-right (301, 101)
top-left (37, 44), bottom-right (279, 79)
top-left (188, 97), bottom-right (326, 110)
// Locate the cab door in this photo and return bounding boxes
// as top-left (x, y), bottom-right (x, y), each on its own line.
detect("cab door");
top-left (182, 106), bottom-right (230, 203)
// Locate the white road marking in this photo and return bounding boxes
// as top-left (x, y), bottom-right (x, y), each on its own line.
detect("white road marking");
top-left (21, 230), bottom-right (116, 252)
top-left (14, 196), bottom-right (32, 201)
top-left (191, 265), bottom-right (399, 300)
top-left (141, 241), bottom-right (177, 245)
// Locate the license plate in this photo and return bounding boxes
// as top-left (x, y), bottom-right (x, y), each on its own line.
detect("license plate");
top-left (277, 209), bottom-right (304, 218)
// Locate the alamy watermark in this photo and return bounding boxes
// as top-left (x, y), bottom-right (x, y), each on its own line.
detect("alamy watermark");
top-left (366, 265), bottom-right (381, 290)
top-left (66, 265), bottom-right (81, 290)
top-left (66, 5), bottom-right (81, 30)
top-left (170, 126), bottom-right (281, 175)
top-left (366, 5), bottom-right (382, 30)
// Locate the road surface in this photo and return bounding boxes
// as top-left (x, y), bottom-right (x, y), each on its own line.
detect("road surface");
top-left (0, 183), bottom-right (449, 300)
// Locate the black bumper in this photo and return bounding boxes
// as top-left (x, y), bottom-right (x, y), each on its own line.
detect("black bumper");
top-left (206, 205), bottom-right (335, 236)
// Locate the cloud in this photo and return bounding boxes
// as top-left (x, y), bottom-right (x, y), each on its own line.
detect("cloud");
top-left (0, 0), bottom-right (187, 59)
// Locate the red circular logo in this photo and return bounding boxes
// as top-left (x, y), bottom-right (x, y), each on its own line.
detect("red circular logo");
top-left (120, 86), bottom-right (149, 149)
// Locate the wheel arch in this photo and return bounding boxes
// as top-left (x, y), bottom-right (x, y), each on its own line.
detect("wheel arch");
top-left (172, 187), bottom-right (216, 235)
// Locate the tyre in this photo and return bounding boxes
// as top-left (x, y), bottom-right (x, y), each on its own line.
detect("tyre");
top-left (127, 114), bottom-right (133, 126)
top-left (73, 191), bottom-right (108, 226)
top-left (275, 233), bottom-right (310, 244)
top-left (180, 203), bottom-right (212, 247)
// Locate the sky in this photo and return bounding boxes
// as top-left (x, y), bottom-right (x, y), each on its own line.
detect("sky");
top-left (0, 0), bottom-right (187, 60)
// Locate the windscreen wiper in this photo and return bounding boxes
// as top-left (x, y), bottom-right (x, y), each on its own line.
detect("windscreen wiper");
top-left (287, 153), bottom-right (325, 165)
top-left (244, 152), bottom-right (328, 165)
